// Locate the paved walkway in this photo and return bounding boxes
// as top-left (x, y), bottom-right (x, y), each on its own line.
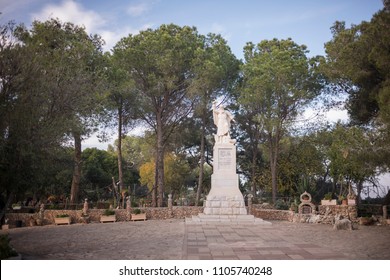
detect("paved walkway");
top-left (4, 219), bottom-right (390, 260)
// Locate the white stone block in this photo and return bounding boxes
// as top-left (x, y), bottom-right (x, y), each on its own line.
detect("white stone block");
top-left (211, 201), bottom-right (221, 207)
top-left (220, 208), bottom-right (233, 215)
top-left (230, 201), bottom-right (239, 208)
top-left (221, 201), bottom-right (230, 208)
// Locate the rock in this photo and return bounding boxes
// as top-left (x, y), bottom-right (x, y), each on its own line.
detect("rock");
top-left (308, 214), bottom-right (321, 223)
top-left (333, 214), bottom-right (353, 230)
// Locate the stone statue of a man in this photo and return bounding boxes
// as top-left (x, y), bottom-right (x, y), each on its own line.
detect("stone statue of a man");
top-left (212, 101), bottom-right (236, 144)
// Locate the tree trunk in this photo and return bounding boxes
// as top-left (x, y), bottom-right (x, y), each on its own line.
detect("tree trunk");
top-left (269, 134), bottom-right (279, 204)
top-left (156, 112), bottom-right (165, 207)
top-left (70, 131), bottom-right (82, 204)
top-left (251, 149), bottom-right (258, 195)
top-left (117, 102), bottom-right (124, 207)
top-left (112, 176), bottom-right (120, 208)
top-left (0, 190), bottom-right (14, 224)
top-left (270, 151), bottom-right (278, 204)
top-left (356, 179), bottom-right (364, 204)
top-left (196, 113), bottom-right (206, 206)
top-left (151, 160), bottom-right (158, 207)
top-left (151, 184), bottom-right (157, 207)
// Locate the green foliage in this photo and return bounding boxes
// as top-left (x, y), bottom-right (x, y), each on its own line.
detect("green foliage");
top-left (139, 152), bottom-right (192, 199)
top-left (338, 194), bottom-right (346, 201)
top-left (55, 214), bottom-right (69, 218)
top-left (109, 135), bottom-right (155, 169)
top-left (324, 192), bottom-right (333, 200)
top-left (0, 235), bottom-right (18, 260)
top-left (326, 124), bottom-right (377, 184)
top-left (2, 10), bottom-right (390, 211)
top-left (324, 10), bottom-right (390, 126)
top-left (103, 209), bottom-right (115, 216)
top-left (81, 148), bottom-right (117, 191)
top-left (132, 208), bottom-right (141, 215)
top-left (113, 24), bottom-right (206, 206)
top-left (239, 38), bottom-right (323, 203)
top-left (274, 199), bottom-right (289, 210)
top-left (0, 18), bottom-right (105, 209)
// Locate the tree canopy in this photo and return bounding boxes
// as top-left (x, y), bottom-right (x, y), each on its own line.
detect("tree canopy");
top-left (239, 38), bottom-right (324, 203)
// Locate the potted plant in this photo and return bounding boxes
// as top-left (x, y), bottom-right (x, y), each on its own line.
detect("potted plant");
top-left (321, 192), bottom-right (337, 205)
top-left (347, 192), bottom-right (356, 205)
top-left (100, 209), bottom-right (116, 223)
top-left (54, 214), bottom-right (71, 225)
top-left (12, 203), bottom-right (22, 210)
top-left (338, 195), bottom-right (348, 205)
top-left (130, 208), bottom-right (147, 221)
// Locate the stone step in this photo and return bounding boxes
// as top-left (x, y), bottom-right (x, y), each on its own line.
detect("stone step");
top-left (185, 214), bottom-right (272, 226)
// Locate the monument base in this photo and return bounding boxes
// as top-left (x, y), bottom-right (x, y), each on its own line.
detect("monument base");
top-left (203, 142), bottom-right (247, 215)
top-left (186, 214), bottom-right (272, 225)
top-left (204, 195), bottom-right (247, 215)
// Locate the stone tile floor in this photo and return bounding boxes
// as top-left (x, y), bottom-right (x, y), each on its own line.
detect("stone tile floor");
top-left (4, 219), bottom-right (390, 260)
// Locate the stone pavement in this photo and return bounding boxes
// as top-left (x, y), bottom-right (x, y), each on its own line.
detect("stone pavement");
top-left (5, 219), bottom-right (390, 260)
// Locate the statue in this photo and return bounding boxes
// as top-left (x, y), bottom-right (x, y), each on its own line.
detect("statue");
top-left (212, 101), bottom-right (236, 144)
top-left (36, 203), bottom-right (45, 226)
top-left (82, 198), bottom-right (89, 216)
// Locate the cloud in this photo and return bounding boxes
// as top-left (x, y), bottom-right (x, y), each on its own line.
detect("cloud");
top-left (210, 22), bottom-right (232, 42)
top-left (30, 0), bottom-right (106, 34)
top-left (100, 25), bottom-right (150, 52)
top-left (29, 0), bottom-right (152, 52)
top-left (127, 2), bottom-right (150, 17)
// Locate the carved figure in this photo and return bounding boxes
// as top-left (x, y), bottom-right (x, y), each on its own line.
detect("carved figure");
top-left (212, 101), bottom-right (235, 143)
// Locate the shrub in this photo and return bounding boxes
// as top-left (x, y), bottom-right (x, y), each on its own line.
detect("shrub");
top-left (324, 192), bottom-right (333, 200)
top-left (274, 199), bottom-right (289, 210)
top-left (56, 214), bottom-right (69, 218)
top-left (133, 208), bottom-right (141, 215)
top-left (0, 235), bottom-right (18, 260)
top-left (103, 209), bottom-right (115, 216)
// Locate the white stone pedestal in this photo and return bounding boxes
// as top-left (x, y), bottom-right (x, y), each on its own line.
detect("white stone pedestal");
top-left (203, 142), bottom-right (247, 215)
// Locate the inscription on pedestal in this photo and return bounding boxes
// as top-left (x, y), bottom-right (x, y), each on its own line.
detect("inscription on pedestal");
top-left (218, 148), bottom-right (232, 170)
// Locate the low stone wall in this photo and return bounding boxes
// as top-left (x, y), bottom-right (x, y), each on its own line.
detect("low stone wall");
top-left (293, 205), bottom-right (358, 224)
top-left (3, 206), bottom-right (204, 228)
top-left (251, 206), bottom-right (294, 221)
top-left (2, 204), bottom-right (364, 228)
top-left (318, 205), bottom-right (358, 221)
top-left (141, 206), bottom-right (204, 220)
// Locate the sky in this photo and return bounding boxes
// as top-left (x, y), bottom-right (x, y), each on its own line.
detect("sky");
top-left (0, 0), bottom-right (384, 59)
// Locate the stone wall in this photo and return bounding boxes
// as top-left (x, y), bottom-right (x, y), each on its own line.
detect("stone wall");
top-left (3, 206), bottom-right (204, 228)
top-left (251, 206), bottom-right (294, 221)
top-left (292, 205), bottom-right (358, 224)
top-left (318, 205), bottom-right (358, 223)
top-left (2, 204), bottom-right (362, 228)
